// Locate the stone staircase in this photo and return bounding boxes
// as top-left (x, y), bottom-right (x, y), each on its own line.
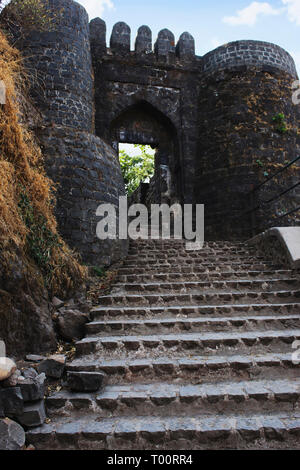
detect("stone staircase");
top-left (27, 240), bottom-right (300, 449)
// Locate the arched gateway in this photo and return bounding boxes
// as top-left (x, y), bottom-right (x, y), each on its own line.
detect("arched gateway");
top-left (14, 0), bottom-right (300, 265)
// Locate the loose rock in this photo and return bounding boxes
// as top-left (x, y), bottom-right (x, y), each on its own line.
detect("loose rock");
top-left (37, 355), bottom-right (66, 379)
top-left (22, 367), bottom-right (39, 379)
top-left (25, 444), bottom-right (36, 450)
top-left (57, 309), bottom-right (89, 341)
top-left (19, 373), bottom-right (46, 402)
top-left (0, 358), bottom-right (17, 382)
top-left (0, 387), bottom-right (23, 418)
top-left (25, 355), bottom-right (46, 364)
top-left (52, 297), bottom-right (64, 308)
top-left (18, 400), bottom-right (46, 428)
top-left (0, 418), bottom-right (25, 450)
top-left (1, 370), bottom-right (21, 388)
top-left (67, 371), bottom-right (106, 392)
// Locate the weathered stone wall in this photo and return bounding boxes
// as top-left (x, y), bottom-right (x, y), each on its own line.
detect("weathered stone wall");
top-left (38, 128), bottom-right (127, 265)
top-left (19, 0), bottom-right (93, 131)
top-left (197, 45), bottom-right (300, 238)
top-left (13, 0), bottom-right (299, 253)
top-left (15, 0), bottom-right (128, 266)
top-left (0, 251), bottom-right (57, 355)
top-left (202, 41), bottom-right (297, 78)
top-left (90, 23), bottom-right (299, 239)
top-left (90, 20), bottom-right (199, 206)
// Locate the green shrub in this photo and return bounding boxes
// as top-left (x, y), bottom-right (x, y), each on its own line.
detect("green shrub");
top-left (272, 113), bottom-right (288, 134)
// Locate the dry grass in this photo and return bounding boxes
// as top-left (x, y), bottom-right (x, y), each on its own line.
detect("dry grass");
top-left (0, 30), bottom-right (87, 295)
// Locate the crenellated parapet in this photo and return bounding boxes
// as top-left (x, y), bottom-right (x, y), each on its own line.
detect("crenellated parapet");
top-left (90, 20), bottom-right (298, 77)
top-left (90, 19), bottom-right (196, 63)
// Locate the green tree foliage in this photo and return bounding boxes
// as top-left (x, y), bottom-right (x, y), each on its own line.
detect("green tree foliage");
top-left (119, 144), bottom-right (155, 195)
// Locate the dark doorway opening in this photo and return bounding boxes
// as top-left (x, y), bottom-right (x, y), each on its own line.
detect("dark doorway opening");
top-left (110, 101), bottom-right (182, 206)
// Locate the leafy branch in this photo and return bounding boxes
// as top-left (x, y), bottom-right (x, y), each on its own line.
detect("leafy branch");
top-left (119, 144), bottom-right (155, 195)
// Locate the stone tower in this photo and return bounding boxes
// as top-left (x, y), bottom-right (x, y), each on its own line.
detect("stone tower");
top-left (16, 0), bottom-right (128, 265)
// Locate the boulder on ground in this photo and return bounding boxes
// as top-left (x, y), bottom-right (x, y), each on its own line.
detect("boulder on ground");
top-left (0, 418), bottom-right (25, 450)
top-left (22, 367), bottom-right (39, 379)
top-left (37, 354), bottom-right (66, 379)
top-left (0, 387), bottom-right (23, 418)
top-left (0, 358), bottom-right (17, 382)
top-left (18, 373), bottom-right (45, 402)
top-left (25, 355), bottom-right (45, 364)
top-left (1, 369), bottom-right (21, 387)
top-left (67, 371), bottom-right (106, 392)
top-left (57, 309), bottom-right (89, 341)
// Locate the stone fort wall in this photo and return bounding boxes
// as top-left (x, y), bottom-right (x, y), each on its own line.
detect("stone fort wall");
top-left (89, 19), bottom-right (299, 239)
top-left (14, 0), bottom-right (300, 261)
top-left (202, 41), bottom-right (297, 78)
top-left (21, 0), bottom-right (93, 131)
top-left (15, 0), bottom-right (128, 265)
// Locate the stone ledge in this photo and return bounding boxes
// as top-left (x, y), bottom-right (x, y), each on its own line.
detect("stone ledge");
top-left (248, 227), bottom-right (300, 269)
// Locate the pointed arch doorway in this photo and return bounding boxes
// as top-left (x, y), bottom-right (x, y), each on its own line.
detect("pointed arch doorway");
top-left (110, 100), bottom-right (183, 207)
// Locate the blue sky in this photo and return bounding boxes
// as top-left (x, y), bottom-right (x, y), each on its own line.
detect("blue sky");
top-left (77, 0), bottom-right (300, 74)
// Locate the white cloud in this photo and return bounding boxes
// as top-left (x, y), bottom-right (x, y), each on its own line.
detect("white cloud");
top-left (223, 2), bottom-right (282, 26)
top-left (282, 0), bottom-right (300, 25)
top-left (77, 0), bottom-right (114, 20)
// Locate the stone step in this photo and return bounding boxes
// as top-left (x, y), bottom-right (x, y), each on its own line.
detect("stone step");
top-left (26, 411), bottom-right (300, 449)
top-left (118, 262), bottom-right (284, 275)
top-left (98, 290), bottom-right (300, 307)
top-left (91, 302), bottom-right (300, 321)
top-left (85, 314), bottom-right (300, 336)
top-left (75, 328), bottom-right (300, 356)
top-left (117, 270), bottom-right (295, 283)
top-left (128, 251), bottom-right (259, 259)
top-left (111, 278), bottom-right (299, 294)
top-left (129, 240), bottom-right (245, 249)
top-left (46, 378), bottom-right (300, 418)
top-left (123, 256), bottom-right (270, 267)
top-left (67, 352), bottom-right (299, 383)
top-left (38, 237), bottom-right (300, 451)
top-left (126, 248), bottom-right (259, 258)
